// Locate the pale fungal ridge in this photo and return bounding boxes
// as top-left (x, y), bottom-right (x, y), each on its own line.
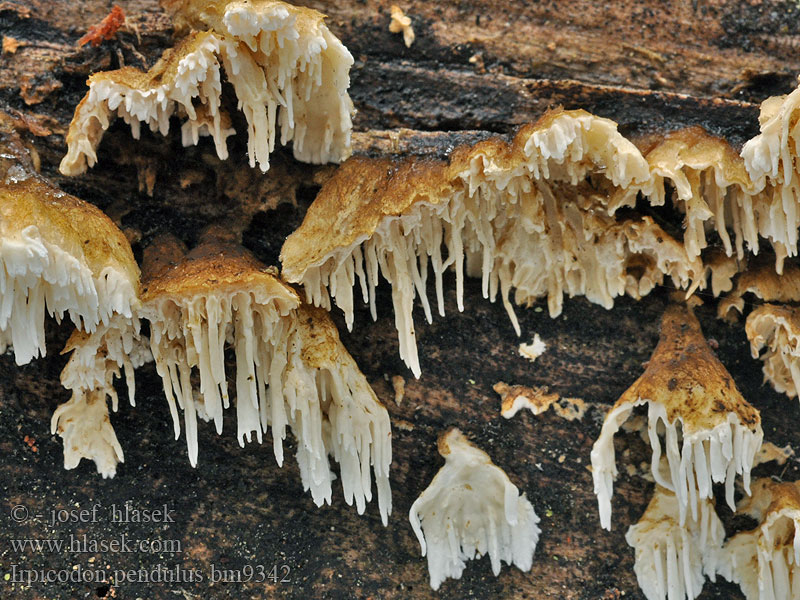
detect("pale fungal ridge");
top-left (409, 429), bottom-right (540, 590)
top-left (60, 33), bottom-right (227, 176)
top-left (741, 85), bottom-right (800, 262)
top-left (716, 480), bottom-right (800, 600)
top-left (219, 1), bottom-right (354, 168)
top-left (292, 112), bottom-right (698, 377)
top-left (0, 225), bottom-right (136, 365)
top-left (50, 389), bottom-right (125, 479)
top-left (746, 305), bottom-right (800, 400)
top-left (144, 290), bottom-right (391, 523)
top-left (591, 400), bottom-right (762, 530)
top-left (625, 486), bottom-right (724, 600)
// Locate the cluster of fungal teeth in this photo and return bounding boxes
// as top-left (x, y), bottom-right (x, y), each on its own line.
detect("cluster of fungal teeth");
top-left (8, 1), bottom-right (800, 595)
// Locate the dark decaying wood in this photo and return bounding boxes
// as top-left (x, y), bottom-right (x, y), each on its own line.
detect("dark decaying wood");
top-left (1, 1), bottom-right (799, 598)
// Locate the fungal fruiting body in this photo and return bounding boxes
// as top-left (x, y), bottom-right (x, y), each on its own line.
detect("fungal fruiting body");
top-left (62, 0), bottom-right (354, 175)
top-left (591, 305), bottom-right (762, 530)
top-left (141, 236), bottom-right (391, 522)
top-left (643, 127), bottom-right (766, 263)
top-left (741, 82), bottom-right (800, 267)
top-left (0, 174), bottom-right (140, 365)
top-left (715, 478), bottom-right (800, 600)
top-left (718, 259), bottom-right (800, 320)
top-left (60, 31), bottom-right (231, 176)
top-left (50, 389), bottom-right (125, 479)
top-left (281, 109), bottom-right (702, 377)
top-left (626, 485), bottom-right (724, 600)
top-left (746, 304), bottom-right (800, 400)
top-left (52, 318), bottom-right (150, 479)
top-left (409, 428), bottom-right (540, 590)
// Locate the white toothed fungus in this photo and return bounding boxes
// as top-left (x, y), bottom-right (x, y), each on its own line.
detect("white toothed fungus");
top-left (51, 389), bottom-right (125, 479)
top-left (140, 235), bottom-right (391, 522)
top-left (591, 305), bottom-right (762, 530)
top-left (626, 485), bottom-right (724, 600)
top-left (716, 478), bottom-right (800, 600)
top-left (281, 109), bottom-right (702, 377)
top-left (409, 428), bottom-right (540, 590)
top-left (0, 174), bottom-right (140, 365)
top-left (746, 304), bottom-right (800, 401)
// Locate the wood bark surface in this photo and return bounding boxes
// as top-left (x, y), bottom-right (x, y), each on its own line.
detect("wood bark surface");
top-left (1, 1), bottom-right (800, 599)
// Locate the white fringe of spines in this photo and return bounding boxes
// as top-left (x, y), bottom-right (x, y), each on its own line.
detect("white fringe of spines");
top-left (144, 291), bottom-right (392, 525)
top-left (591, 399), bottom-right (763, 531)
top-left (0, 225), bottom-right (138, 365)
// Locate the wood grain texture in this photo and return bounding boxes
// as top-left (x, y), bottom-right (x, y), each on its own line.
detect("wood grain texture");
top-left (1, 1), bottom-right (800, 599)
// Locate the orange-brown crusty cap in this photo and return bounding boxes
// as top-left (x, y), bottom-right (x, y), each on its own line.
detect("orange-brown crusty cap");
top-left (644, 126), bottom-right (753, 190)
top-left (0, 176), bottom-right (140, 292)
top-left (142, 237), bottom-right (298, 306)
top-left (160, 0), bottom-right (328, 36)
top-left (280, 155), bottom-right (452, 281)
top-left (615, 305), bottom-right (760, 434)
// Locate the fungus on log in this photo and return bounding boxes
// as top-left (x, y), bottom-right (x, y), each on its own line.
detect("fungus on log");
top-left (140, 234), bottom-right (391, 522)
top-left (409, 428), bottom-right (540, 590)
top-left (715, 478), bottom-right (800, 600)
top-left (591, 305), bottom-right (762, 530)
top-left (281, 109), bottom-right (701, 376)
top-left (50, 389), bottom-right (125, 479)
top-left (625, 484), bottom-right (724, 600)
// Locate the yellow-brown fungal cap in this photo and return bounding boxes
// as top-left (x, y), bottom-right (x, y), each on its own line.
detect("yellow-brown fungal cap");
top-left (591, 305), bottom-right (762, 530)
top-left (0, 171), bottom-right (139, 364)
top-left (718, 258), bottom-right (800, 319)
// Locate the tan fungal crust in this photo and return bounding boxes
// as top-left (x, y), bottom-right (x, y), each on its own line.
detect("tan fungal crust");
top-left (591, 305), bottom-right (762, 530)
top-left (702, 249), bottom-right (741, 299)
top-left (161, 0), bottom-right (354, 169)
top-left (409, 428), bottom-right (540, 590)
top-left (0, 170), bottom-right (140, 365)
top-left (746, 303), bottom-right (800, 399)
top-left (718, 258), bottom-right (800, 320)
top-left (281, 109), bottom-right (701, 376)
top-left (643, 127), bottom-right (763, 262)
top-left (495, 382), bottom-right (559, 418)
top-left (60, 31), bottom-right (230, 176)
top-left (140, 235), bottom-right (391, 522)
top-left (625, 485), bottom-right (724, 600)
top-left (716, 478), bottom-right (800, 600)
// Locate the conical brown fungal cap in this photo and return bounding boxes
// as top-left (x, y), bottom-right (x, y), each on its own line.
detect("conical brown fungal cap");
top-left (591, 305), bottom-right (762, 530)
top-left (746, 303), bottom-right (800, 399)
